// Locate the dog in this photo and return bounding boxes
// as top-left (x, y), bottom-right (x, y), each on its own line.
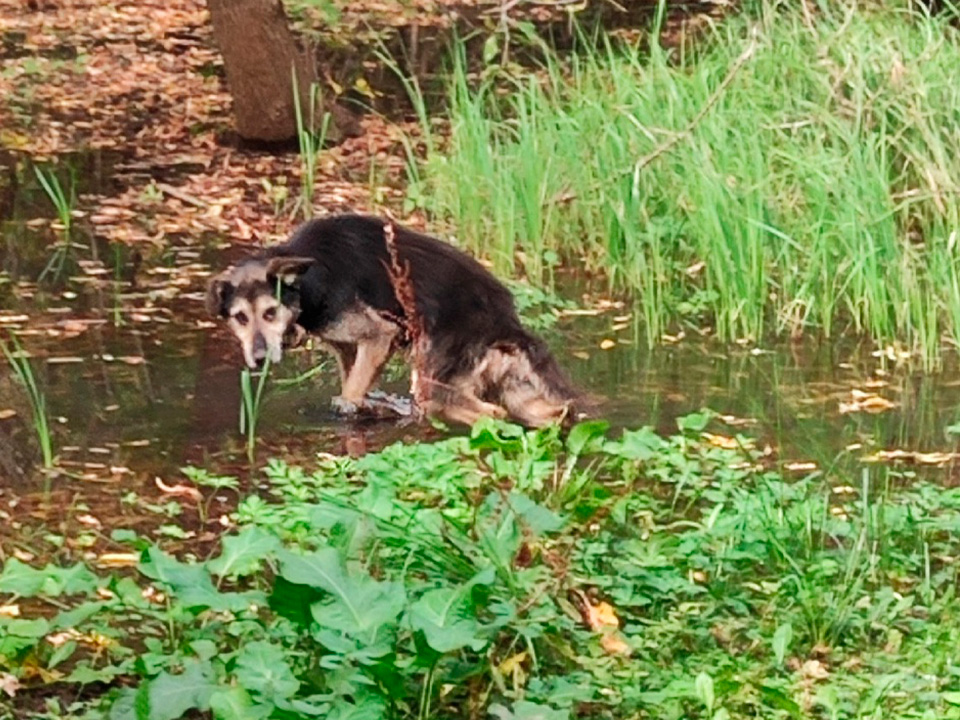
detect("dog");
top-left (206, 214), bottom-right (585, 427)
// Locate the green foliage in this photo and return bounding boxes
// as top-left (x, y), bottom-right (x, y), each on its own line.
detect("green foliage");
top-left (408, 4), bottom-right (960, 365)
top-left (7, 415), bottom-right (960, 718)
top-left (1, 334), bottom-right (54, 469)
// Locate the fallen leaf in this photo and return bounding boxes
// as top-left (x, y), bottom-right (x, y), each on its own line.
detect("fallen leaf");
top-left (0, 604), bottom-right (20, 618)
top-left (599, 339), bottom-right (616, 350)
top-left (498, 652), bottom-right (527, 675)
top-left (0, 410), bottom-right (16, 420)
top-left (155, 477), bottom-right (202, 502)
top-left (96, 552), bottom-right (140, 568)
top-left (0, 672), bottom-right (19, 698)
top-left (800, 659), bottom-right (830, 681)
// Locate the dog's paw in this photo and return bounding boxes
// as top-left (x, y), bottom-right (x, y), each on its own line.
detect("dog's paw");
top-left (331, 396), bottom-right (363, 416)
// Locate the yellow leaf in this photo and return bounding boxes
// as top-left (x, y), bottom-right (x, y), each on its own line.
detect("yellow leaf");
top-left (599, 339), bottom-right (616, 350)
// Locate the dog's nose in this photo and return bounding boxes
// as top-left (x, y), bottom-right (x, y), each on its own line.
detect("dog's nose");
top-left (252, 333), bottom-right (267, 360)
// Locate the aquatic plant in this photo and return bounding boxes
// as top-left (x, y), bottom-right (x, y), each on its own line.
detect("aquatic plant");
top-left (407, 2), bottom-right (960, 366)
top-left (239, 359), bottom-right (270, 462)
top-left (1, 335), bottom-right (53, 469)
top-left (33, 164), bottom-right (76, 282)
top-left (292, 73), bottom-right (331, 220)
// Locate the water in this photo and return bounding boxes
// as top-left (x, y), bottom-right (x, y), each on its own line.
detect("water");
top-left (2, 150), bottom-right (960, 520)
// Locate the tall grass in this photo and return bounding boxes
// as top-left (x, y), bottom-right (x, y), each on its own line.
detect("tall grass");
top-left (239, 360), bottom-right (270, 462)
top-left (408, 3), bottom-right (960, 365)
top-left (1, 336), bottom-right (54, 469)
top-left (292, 73), bottom-right (331, 220)
top-left (33, 165), bottom-right (75, 282)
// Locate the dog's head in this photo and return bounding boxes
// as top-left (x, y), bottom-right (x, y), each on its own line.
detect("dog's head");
top-left (206, 255), bottom-right (315, 369)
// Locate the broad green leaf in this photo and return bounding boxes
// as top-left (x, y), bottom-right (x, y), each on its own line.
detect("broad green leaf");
top-left (143, 659), bottom-right (217, 720)
top-left (772, 622), bottom-right (793, 665)
top-left (210, 686), bottom-right (271, 720)
top-left (677, 409), bottom-right (715, 434)
top-left (207, 527), bottom-right (280, 579)
top-left (489, 700), bottom-right (569, 720)
top-left (0, 558), bottom-right (99, 597)
top-left (0, 617), bottom-right (49, 656)
top-left (409, 586), bottom-right (487, 653)
top-left (139, 547), bottom-right (264, 611)
top-left (603, 427), bottom-right (664, 461)
top-left (565, 420), bottom-right (609, 456)
top-left (234, 641), bottom-right (300, 701)
top-left (279, 548), bottom-right (404, 637)
top-left (695, 672), bottom-right (715, 712)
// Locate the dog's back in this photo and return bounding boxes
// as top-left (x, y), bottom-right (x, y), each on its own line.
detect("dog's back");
top-left (271, 215), bottom-right (586, 425)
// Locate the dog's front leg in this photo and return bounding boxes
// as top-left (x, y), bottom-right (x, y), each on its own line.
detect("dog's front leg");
top-left (334, 334), bottom-right (395, 412)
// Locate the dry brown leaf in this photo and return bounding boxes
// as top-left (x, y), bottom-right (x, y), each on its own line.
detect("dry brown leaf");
top-left (155, 477), bottom-right (202, 502)
top-left (0, 604), bottom-right (20, 618)
top-left (0, 410), bottom-right (16, 420)
top-left (800, 659), bottom-right (830, 681)
top-left (0, 672), bottom-right (19, 698)
top-left (96, 552), bottom-right (140, 568)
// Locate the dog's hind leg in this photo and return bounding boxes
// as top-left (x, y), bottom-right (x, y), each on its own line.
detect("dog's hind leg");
top-left (426, 378), bottom-right (508, 426)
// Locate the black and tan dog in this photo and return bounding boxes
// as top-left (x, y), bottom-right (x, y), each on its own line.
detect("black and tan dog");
top-left (206, 214), bottom-right (584, 427)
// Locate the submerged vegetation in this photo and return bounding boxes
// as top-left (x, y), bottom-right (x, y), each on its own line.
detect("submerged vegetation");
top-left (411, 3), bottom-right (960, 364)
top-left (5, 417), bottom-right (960, 718)
top-left (1, 336), bottom-right (54, 470)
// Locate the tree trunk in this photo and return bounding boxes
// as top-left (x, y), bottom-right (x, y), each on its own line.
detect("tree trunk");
top-left (207, 0), bottom-right (355, 143)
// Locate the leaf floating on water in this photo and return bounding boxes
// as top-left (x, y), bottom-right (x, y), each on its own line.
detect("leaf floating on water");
top-left (703, 432), bottom-right (752, 450)
top-left (719, 414), bottom-right (757, 427)
top-left (599, 339), bottom-right (616, 350)
top-left (861, 449), bottom-right (956, 465)
top-left (839, 389), bottom-right (896, 414)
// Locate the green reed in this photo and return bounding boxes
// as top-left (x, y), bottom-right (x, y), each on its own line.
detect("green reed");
top-left (239, 359), bottom-right (271, 463)
top-left (1, 336), bottom-right (54, 469)
top-left (33, 165), bottom-right (76, 282)
top-left (406, 1), bottom-right (960, 366)
top-left (292, 72), bottom-right (331, 220)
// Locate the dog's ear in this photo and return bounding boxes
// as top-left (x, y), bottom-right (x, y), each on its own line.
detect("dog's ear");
top-left (206, 273), bottom-right (232, 317)
top-left (265, 256), bottom-right (316, 286)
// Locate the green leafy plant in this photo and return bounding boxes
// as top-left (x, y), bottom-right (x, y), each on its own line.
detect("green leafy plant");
top-left (32, 164), bottom-right (76, 283)
top-left (292, 73), bottom-right (331, 220)
top-left (1, 335), bottom-right (53, 470)
top-left (239, 360), bottom-right (270, 462)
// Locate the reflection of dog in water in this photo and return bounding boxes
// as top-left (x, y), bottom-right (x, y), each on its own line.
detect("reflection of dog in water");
top-left (206, 214), bottom-right (586, 427)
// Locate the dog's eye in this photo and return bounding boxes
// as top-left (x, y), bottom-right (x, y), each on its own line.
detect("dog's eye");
top-left (263, 307), bottom-right (277, 322)
top-left (233, 311), bottom-right (249, 326)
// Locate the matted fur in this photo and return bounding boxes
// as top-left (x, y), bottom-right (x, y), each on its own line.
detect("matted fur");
top-left (207, 214), bottom-right (586, 427)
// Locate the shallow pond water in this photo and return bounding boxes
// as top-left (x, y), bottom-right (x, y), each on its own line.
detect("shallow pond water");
top-left (2, 150), bottom-right (960, 543)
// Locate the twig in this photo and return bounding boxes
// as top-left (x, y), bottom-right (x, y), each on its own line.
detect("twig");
top-left (383, 220), bottom-right (430, 417)
top-left (633, 27), bottom-right (760, 174)
top-left (156, 182), bottom-right (206, 208)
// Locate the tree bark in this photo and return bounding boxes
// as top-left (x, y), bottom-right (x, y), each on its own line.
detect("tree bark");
top-left (207, 0), bottom-right (355, 143)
